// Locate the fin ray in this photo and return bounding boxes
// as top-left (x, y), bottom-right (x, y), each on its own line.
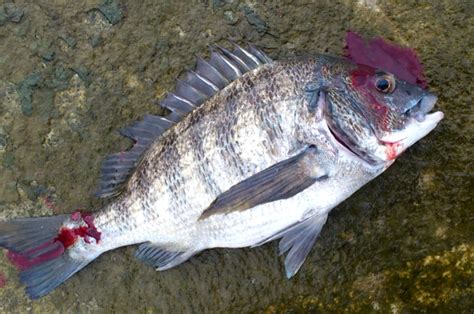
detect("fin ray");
top-left (135, 243), bottom-right (196, 271)
top-left (253, 214), bottom-right (328, 278)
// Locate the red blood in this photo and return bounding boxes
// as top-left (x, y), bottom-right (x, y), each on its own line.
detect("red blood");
top-left (350, 65), bottom-right (376, 88)
top-left (55, 212), bottom-right (101, 249)
top-left (6, 242), bottom-right (64, 271)
top-left (0, 272), bottom-right (7, 288)
top-left (385, 142), bottom-right (402, 160)
top-left (345, 31), bottom-right (427, 88)
top-left (55, 228), bottom-right (80, 248)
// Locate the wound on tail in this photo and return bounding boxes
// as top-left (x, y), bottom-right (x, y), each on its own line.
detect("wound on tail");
top-left (0, 211), bottom-right (101, 299)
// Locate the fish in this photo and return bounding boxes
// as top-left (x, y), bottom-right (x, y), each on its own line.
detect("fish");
top-left (0, 33), bottom-right (444, 299)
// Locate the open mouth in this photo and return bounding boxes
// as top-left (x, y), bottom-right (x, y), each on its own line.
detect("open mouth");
top-left (325, 94), bottom-right (444, 164)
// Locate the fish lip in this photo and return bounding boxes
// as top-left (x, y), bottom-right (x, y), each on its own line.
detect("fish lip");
top-left (420, 94), bottom-right (438, 114)
top-left (379, 110), bottom-right (444, 159)
top-left (405, 95), bottom-right (438, 122)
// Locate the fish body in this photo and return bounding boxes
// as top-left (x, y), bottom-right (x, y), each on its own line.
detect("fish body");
top-left (0, 41), bottom-right (443, 299)
top-left (93, 57), bottom-right (375, 250)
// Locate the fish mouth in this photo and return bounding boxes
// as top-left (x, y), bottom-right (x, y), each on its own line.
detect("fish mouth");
top-left (325, 94), bottom-right (444, 164)
top-left (404, 94), bottom-right (438, 122)
top-left (379, 95), bottom-right (444, 160)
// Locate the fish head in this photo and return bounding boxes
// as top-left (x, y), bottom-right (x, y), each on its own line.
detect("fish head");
top-left (321, 61), bottom-right (444, 166)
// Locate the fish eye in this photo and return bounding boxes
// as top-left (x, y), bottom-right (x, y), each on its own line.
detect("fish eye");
top-left (375, 75), bottom-right (396, 93)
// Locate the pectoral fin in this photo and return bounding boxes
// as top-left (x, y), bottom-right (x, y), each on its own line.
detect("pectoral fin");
top-left (199, 146), bottom-right (328, 220)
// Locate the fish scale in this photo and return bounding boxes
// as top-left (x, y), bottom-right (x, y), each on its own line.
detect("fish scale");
top-left (0, 39), bottom-right (443, 299)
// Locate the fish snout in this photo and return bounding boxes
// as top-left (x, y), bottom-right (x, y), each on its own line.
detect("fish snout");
top-left (404, 94), bottom-right (438, 122)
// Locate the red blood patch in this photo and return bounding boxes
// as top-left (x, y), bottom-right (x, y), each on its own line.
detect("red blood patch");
top-left (385, 142), bottom-right (402, 160)
top-left (7, 242), bottom-right (64, 271)
top-left (345, 31), bottom-right (427, 88)
top-left (55, 212), bottom-right (101, 249)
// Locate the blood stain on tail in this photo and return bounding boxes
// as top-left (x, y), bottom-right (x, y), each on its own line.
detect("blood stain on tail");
top-left (56, 211), bottom-right (102, 246)
top-left (6, 211), bottom-right (101, 271)
top-left (6, 241), bottom-right (65, 271)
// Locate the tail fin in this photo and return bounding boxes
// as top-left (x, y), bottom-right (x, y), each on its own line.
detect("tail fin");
top-left (0, 215), bottom-right (91, 299)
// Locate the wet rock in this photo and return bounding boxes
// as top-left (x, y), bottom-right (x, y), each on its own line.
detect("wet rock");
top-left (16, 72), bottom-right (42, 116)
top-left (89, 34), bottom-right (103, 48)
top-left (1, 154), bottom-right (14, 169)
top-left (53, 74), bottom-right (88, 133)
top-left (223, 10), bottom-right (239, 25)
top-left (58, 33), bottom-right (77, 49)
top-left (32, 39), bottom-right (55, 61)
top-left (16, 180), bottom-right (46, 202)
top-left (84, 10), bottom-right (112, 48)
top-left (241, 5), bottom-right (267, 34)
top-left (0, 272), bottom-right (6, 288)
top-left (212, 0), bottom-right (227, 9)
top-left (48, 65), bottom-right (74, 91)
top-left (0, 3), bottom-right (24, 26)
top-left (98, 0), bottom-right (124, 25)
top-left (72, 66), bottom-right (92, 86)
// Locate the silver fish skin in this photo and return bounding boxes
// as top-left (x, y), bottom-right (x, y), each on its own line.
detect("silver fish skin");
top-left (0, 47), bottom-right (443, 299)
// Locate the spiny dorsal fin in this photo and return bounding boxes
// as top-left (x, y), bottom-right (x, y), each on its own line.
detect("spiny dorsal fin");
top-left (160, 43), bottom-right (271, 115)
top-left (96, 43), bottom-right (272, 198)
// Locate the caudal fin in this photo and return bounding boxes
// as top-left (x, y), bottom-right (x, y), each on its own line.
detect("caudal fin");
top-left (0, 215), bottom-right (90, 299)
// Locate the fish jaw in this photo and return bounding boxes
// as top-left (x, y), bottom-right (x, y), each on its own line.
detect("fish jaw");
top-left (376, 110), bottom-right (444, 161)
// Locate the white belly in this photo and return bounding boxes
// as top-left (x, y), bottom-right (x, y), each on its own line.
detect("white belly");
top-left (192, 166), bottom-right (377, 250)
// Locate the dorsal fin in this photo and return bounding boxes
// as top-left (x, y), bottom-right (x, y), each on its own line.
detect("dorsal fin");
top-left (96, 43), bottom-right (272, 198)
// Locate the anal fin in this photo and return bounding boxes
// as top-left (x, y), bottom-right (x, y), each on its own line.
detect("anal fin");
top-left (254, 214), bottom-right (328, 278)
top-left (135, 243), bottom-right (196, 271)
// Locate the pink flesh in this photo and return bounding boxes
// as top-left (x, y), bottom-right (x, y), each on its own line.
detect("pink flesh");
top-left (385, 142), bottom-right (402, 160)
top-left (345, 31), bottom-right (427, 88)
top-left (70, 210), bottom-right (82, 221)
top-left (6, 211), bottom-right (101, 271)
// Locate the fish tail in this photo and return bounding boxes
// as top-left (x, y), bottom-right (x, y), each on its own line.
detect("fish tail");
top-left (0, 215), bottom-right (92, 299)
